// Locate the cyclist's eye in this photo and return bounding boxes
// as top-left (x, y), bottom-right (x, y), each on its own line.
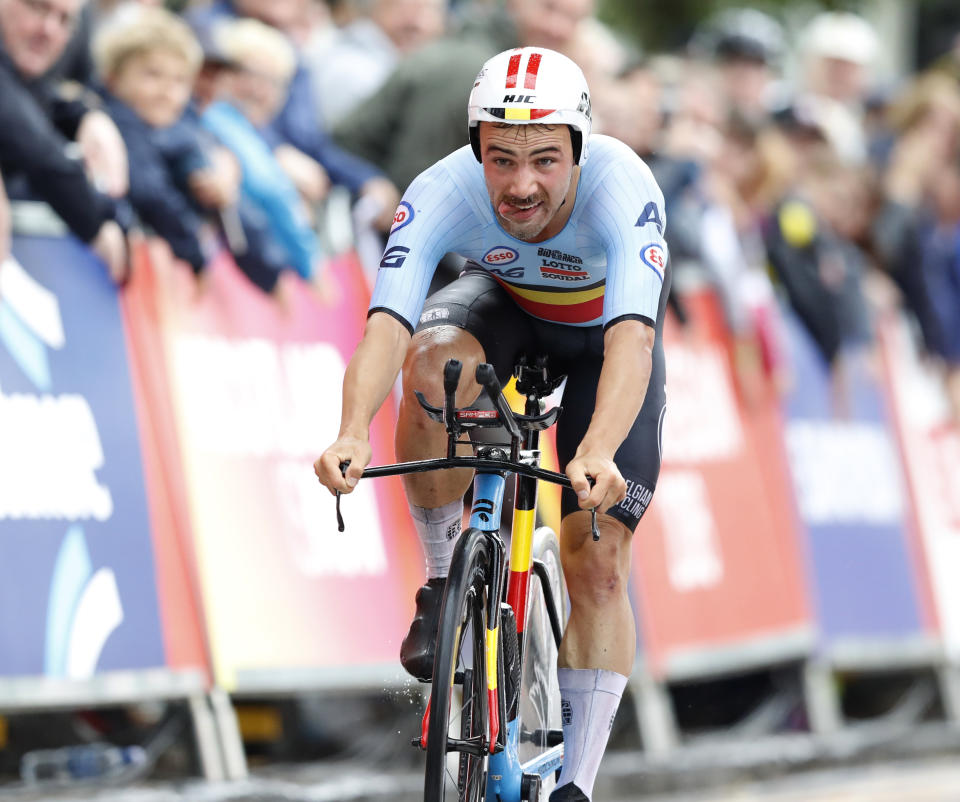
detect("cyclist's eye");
top-left (538, 158), bottom-right (555, 167)
top-left (494, 158), bottom-right (512, 168)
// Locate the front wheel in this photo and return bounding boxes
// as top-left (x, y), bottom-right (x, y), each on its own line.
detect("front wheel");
top-left (424, 528), bottom-right (490, 802)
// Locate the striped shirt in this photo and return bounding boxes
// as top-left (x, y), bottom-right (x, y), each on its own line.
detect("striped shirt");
top-left (369, 135), bottom-right (668, 331)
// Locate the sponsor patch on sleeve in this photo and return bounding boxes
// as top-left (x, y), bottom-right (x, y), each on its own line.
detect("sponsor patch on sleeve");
top-left (380, 246), bottom-right (410, 269)
top-left (390, 201), bottom-right (415, 234)
top-left (639, 243), bottom-right (666, 281)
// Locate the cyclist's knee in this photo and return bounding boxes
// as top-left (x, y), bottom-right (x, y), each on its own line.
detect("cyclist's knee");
top-left (403, 326), bottom-right (485, 406)
top-left (560, 512), bottom-right (632, 608)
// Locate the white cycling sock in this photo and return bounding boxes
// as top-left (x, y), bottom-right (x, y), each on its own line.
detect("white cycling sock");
top-left (554, 668), bottom-right (628, 800)
top-left (409, 499), bottom-right (463, 579)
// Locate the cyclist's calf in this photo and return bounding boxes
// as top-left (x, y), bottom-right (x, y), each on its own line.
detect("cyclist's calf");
top-left (558, 511), bottom-right (636, 674)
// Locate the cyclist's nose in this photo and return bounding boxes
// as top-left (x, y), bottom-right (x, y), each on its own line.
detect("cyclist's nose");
top-left (507, 165), bottom-right (538, 200)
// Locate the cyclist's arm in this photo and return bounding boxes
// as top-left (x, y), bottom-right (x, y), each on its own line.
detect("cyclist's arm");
top-left (315, 311), bottom-right (411, 493)
top-left (567, 319), bottom-right (654, 512)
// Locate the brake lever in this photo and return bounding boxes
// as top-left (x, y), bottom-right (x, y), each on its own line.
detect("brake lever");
top-left (587, 475), bottom-right (599, 541)
top-left (336, 460), bottom-right (350, 532)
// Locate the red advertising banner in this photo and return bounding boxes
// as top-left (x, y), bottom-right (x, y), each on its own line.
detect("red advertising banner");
top-left (631, 289), bottom-right (813, 679)
top-left (128, 243), bottom-right (423, 690)
top-left (880, 316), bottom-right (960, 656)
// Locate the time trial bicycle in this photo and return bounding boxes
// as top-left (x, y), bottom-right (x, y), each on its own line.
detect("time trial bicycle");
top-left (337, 355), bottom-right (600, 801)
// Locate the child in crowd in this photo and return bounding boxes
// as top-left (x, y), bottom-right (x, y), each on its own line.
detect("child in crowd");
top-left (200, 17), bottom-right (324, 282)
top-left (94, 8), bottom-right (297, 294)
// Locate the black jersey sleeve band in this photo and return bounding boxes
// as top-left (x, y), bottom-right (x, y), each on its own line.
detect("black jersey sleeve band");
top-left (368, 306), bottom-right (415, 336)
top-left (603, 313), bottom-right (656, 332)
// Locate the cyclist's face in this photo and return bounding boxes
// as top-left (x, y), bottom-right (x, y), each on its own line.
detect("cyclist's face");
top-left (479, 122), bottom-right (577, 242)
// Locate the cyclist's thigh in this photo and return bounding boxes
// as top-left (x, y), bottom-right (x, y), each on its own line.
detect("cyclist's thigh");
top-left (554, 326), bottom-right (666, 533)
top-left (416, 263), bottom-right (538, 384)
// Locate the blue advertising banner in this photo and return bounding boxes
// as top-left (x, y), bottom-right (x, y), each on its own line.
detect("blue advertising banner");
top-left (0, 236), bottom-right (165, 679)
top-left (780, 310), bottom-right (929, 647)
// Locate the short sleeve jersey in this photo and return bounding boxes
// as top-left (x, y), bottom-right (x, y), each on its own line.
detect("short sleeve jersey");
top-left (369, 135), bottom-right (668, 331)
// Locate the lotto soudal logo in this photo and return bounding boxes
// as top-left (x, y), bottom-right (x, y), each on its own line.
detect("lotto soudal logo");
top-left (483, 246), bottom-right (519, 266)
top-left (640, 243), bottom-right (666, 281)
top-left (390, 201), bottom-right (414, 234)
top-left (540, 260), bottom-right (589, 282)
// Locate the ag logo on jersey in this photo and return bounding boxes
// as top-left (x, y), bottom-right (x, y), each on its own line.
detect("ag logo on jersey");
top-left (390, 201), bottom-right (415, 234)
top-left (635, 201), bottom-right (663, 234)
top-left (380, 246), bottom-right (410, 269)
top-left (640, 243), bottom-right (666, 281)
top-left (483, 246), bottom-right (519, 266)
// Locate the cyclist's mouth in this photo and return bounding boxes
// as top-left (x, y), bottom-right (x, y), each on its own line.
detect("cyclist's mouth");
top-left (499, 200), bottom-right (542, 221)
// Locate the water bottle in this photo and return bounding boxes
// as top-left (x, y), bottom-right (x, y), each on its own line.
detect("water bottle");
top-left (20, 742), bottom-right (146, 784)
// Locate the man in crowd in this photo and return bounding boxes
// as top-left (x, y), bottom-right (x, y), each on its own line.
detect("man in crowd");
top-left (0, 0), bottom-right (128, 281)
top-left (310, 0), bottom-right (447, 130)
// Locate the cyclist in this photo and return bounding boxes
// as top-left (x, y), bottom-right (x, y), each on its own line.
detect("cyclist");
top-left (315, 47), bottom-right (669, 802)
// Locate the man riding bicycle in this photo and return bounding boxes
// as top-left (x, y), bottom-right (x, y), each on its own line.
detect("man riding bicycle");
top-left (315, 47), bottom-right (669, 802)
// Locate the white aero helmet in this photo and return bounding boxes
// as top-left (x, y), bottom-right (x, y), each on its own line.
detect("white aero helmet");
top-left (468, 47), bottom-right (592, 165)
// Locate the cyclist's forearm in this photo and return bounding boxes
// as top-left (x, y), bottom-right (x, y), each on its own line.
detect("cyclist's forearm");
top-left (578, 320), bottom-right (654, 458)
top-left (338, 312), bottom-right (411, 439)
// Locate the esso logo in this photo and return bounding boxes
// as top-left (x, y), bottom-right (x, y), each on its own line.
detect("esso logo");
top-left (640, 243), bottom-right (666, 278)
top-left (483, 246), bottom-right (519, 265)
top-left (390, 201), bottom-right (415, 234)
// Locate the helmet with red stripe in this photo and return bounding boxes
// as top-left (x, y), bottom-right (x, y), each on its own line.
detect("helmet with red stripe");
top-left (468, 47), bottom-right (593, 165)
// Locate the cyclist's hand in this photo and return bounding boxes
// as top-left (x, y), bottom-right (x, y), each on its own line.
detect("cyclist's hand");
top-left (314, 437), bottom-right (371, 495)
top-left (566, 454), bottom-right (626, 514)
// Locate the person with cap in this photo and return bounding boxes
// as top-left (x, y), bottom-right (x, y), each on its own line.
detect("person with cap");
top-left (794, 10), bottom-right (881, 163)
top-left (316, 46), bottom-right (669, 802)
top-left (689, 6), bottom-right (785, 122)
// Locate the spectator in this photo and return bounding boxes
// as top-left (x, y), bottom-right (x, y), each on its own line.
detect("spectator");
top-left (794, 11), bottom-right (880, 164)
top-left (879, 73), bottom-right (960, 361)
top-left (331, 0), bottom-right (594, 192)
top-left (202, 16), bottom-right (323, 282)
top-left (309, 0), bottom-right (447, 130)
top-left (689, 7), bottom-right (785, 123)
top-left (187, 0), bottom-right (399, 233)
top-left (0, 0), bottom-right (128, 281)
top-left (920, 157), bottom-right (960, 423)
top-left (95, 9), bottom-right (208, 266)
top-left (0, 167), bottom-right (9, 262)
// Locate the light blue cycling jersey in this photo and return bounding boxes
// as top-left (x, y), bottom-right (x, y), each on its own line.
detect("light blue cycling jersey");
top-left (369, 134), bottom-right (668, 331)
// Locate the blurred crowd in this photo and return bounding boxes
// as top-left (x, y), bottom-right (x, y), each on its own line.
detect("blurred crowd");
top-left (1, 0), bottom-right (960, 418)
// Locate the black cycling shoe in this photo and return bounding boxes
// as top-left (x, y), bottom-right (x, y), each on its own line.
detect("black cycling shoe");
top-left (400, 577), bottom-right (446, 682)
top-left (549, 783), bottom-right (589, 801)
